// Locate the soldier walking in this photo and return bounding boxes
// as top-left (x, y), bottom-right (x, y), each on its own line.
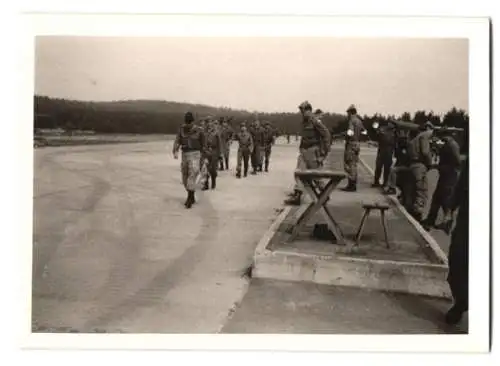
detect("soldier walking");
top-left (202, 119), bottom-right (222, 190)
top-left (220, 118), bottom-right (234, 171)
top-left (249, 119), bottom-right (265, 174)
top-left (421, 131), bottom-right (462, 232)
top-left (235, 123), bottom-right (254, 178)
top-left (172, 112), bottom-right (205, 209)
top-left (284, 101), bottom-right (331, 206)
top-left (262, 121), bottom-right (276, 172)
top-left (372, 120), bottom-right (396, 188)
top-left (342, 104), bottom-right (367, 192)
top-left (406, 121), bottom-right (435, 222)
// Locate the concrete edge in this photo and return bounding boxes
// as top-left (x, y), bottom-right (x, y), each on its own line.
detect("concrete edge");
top-left (254, 248), bottom-right (452, 299)
top-left (254, 206), bottom-right (292, 257)
top-left (358, 157), bottom-right (449, 266)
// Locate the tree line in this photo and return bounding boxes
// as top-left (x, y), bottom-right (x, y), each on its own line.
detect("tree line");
top-left (34, 96), bottom-right (469, 141)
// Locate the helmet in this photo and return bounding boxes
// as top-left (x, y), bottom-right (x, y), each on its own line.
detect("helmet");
top-left (184, 112), bottom-right (194, 123)
top-left (298, 101), bottom-right (312, 111)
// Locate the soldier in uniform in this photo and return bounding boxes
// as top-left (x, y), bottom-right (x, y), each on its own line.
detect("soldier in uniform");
top-left (445, 156), bottom-right (468, 325)
top-left (342, 104), bottom-right (367, 192)
top-left (249, 119), bottom-right (265, 174)
top-left (172, 111), bottom-right (205, 209)
top-left (202, 119), bottom-right (223, 190)
top-left (235, 123), bottom-right (254, 178)
top-left (284, 101), bottom-right (331, 206)
top-left (221, 118), bottom-right (234, 171)
top-left (372, 120), bottom-right (396, 188)
top-left (421, 131), bottom-right (462, 232)
top-left (262, 121), bottom-right (276, 172)
top-left (407, 121), bottom-right (435, 222)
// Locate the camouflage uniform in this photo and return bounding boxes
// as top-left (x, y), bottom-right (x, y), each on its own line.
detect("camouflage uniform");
top-left (262, 122), bottom-right (276, 172)
top-left (249, 121), bottom-right (265, 174)
top-left (343, 106), bottom-right (366, 191)
top-left (173, 112), bottom-right (205, 208)
top-left (373, 123), bottom-right (396, 187)
top-left (202, 122), bottom-right (222, 190)
top-left (285, 102), bottom-right (331, 205)
top-left (407, 127), bottom-right (434, 221)
top-left (422, 134), bottom-right (462, 230)
top-left (235, 125), bottom-right (254, 178)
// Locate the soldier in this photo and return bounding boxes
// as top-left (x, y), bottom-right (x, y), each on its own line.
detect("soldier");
top-left (445, 156), bottom-right (468, 325)
top-left (201, 119), bottom-right (223, 190)
top-left (284, 101), bottom-right (331, 206)
top-left (372, 120), bottom-right (396, 188)
top-left (421, 131), bottom-right (462, 232)
top-left (342, 104), bottom-right (367, 192)
top-left (172, 111), bottom-right (205, 209)
top-left (262, 121), bottom-right (276, 172)
top-left (407, 121), bottom-right (435, 222)
top-left (249, 119), bottom-right (265, 174)
top-left (235, 123), bottom-right (254, 178)
top-left (223, 118), bottom-right (234, 170)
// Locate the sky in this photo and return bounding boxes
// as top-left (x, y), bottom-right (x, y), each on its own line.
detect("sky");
top-left (35, 37), bottom-right (468, 116)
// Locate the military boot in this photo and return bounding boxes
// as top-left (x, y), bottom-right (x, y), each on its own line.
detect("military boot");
top-left (185, 191), bottom-right (195, 209)
top-left (202, 180), bottom-right (209, 191)
top-left (341, 180), bottom-right (357, 192)
top-left (385, 187), bottom-right (397, 195)
top-left (264, 162), bottom-right (269, 172)
top-left (225, 157), bottom-right (229, 170)
top-left (211, 176), bottom-right (217, 190)
top-left (236, 171), bottom-right (241, 179)
top-left (244, 168), bottom-right (248, 177)
top-left (284, 191), bottom-right (302, 206)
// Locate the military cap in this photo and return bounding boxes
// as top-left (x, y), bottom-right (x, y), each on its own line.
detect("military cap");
top-left (424, 121), bottom-right (435, 130)
top-left (298, 101), bottom-right (312, 111)
top-left (346, 104), bottom-right (357, 113)
top-left (184, 112), bottom-right (194, 123)
top-left (314, 109), bottom-right (324, 115)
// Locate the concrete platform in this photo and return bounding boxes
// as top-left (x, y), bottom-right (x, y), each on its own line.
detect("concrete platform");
top-left (253, 147), bottom-right (451, 299)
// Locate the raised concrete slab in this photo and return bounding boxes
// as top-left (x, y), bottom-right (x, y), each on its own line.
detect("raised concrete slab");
top-left (253, 146), bottom-right (451, 299)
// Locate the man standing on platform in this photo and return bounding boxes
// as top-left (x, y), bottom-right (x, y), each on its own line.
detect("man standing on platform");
top-left (407, 121), bottom-right (435, 222)
top-left (249, 119), bottom-right (265, 174)
top-left (372, 120), bottom-right (396, 188)
top-left (284, 101), bottom-right (331, 206)
top-left (342, 104), bottom-right (367, 192)
top-left (235, 123), bottom-right (254, 179)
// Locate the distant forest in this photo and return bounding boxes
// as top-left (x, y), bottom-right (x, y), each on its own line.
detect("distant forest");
top-left (34, 96), bottom-right (469, 139)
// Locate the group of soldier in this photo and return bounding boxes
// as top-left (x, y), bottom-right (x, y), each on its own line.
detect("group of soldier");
top-left (173, 100), bottom-right (469, 326)
top-left (172, 113), bottom-right (278, 208)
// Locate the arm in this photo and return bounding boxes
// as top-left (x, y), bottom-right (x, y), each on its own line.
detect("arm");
top-left (172, 128), bottom-right (181, 157)
top-left (450, 157), bottom-right (468, 212)
top-left (449, 140), bottom-right (462, 168)
top-left (313, 118), bottom-right (332, 154)
top-left (420, 134), bottom-right (432, 167)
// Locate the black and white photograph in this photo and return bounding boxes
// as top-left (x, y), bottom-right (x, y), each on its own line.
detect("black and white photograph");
top-left (18, 13), bottom-right (490, 353)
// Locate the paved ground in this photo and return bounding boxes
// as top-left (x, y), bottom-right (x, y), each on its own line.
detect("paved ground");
top-left (32, 139), bottom-right (298, 333)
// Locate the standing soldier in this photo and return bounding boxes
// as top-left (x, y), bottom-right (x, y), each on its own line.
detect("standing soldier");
top-left (172, 111), bottom-right (205, 209)
top-left (342, 104), bottom-right (367, 192)
top-left (235, 123), bottom-right (254, 178)
top-left (220, 118), bottom-right (234, 171)
top-left (284, 101), bottom-right (331, 206)
top-left (384, 129), bottom-right (412, 206)
top-left (202, 119), bottom-right (223, 190)
top-left (407, 121), bottom-right (435, 222)
top-left (421, 130), bottom-right (462, 232)
top-left (262, 121), bottom-right (276, 172)
top-left (249, 119), bottom-right (265, 174)
top-left (372, 120), bottom-right (396, 188)
top-left (444, 155), bottom-right (468, 325)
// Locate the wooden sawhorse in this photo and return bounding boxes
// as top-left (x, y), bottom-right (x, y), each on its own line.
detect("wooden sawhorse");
top-left (288, 169), bottom-right (347, 245)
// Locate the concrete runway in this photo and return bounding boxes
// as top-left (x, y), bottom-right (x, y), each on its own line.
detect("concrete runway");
top-left (32, 140), bottom-right (299, 333)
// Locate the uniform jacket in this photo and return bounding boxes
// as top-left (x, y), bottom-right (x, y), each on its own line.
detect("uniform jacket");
top-left (236, 131), bottom-right (254, 151)
top-left (345, 115), bottom-right (365, 145)
top-left (173, 123), bottom-right (205, 152)
top-left (203, 129), bottom-right (222, 157)
top-left (299, 112), bottom-right (331, 154)
top-left (262, 125), bottom-right (276, 146)
top-left (249, 124), bottom-right (265, 145)
top-left (407, 129), bottom-right (433, 167)
top-left (376, 125), bottom-right (396, 150)
top-left (438, 136), bottom-right (462, 170)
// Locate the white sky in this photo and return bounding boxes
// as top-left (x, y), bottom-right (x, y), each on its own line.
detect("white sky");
top-left (35, 37), bottom-right (468, 116)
